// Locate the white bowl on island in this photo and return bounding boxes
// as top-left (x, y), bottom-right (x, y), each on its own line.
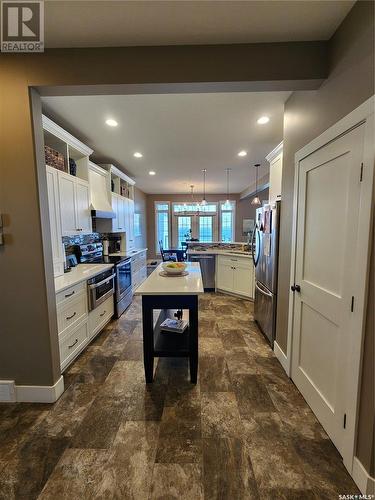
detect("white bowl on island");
top-left (161, 262), bottom-right (187, 275)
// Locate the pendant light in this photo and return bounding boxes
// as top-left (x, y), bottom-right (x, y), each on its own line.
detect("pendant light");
top-left (201, 169), bottom-right (207, 206)
top-left (251, 163), bottom-right (261, 206)
top-left (225, 168), bottom-right (231, 208)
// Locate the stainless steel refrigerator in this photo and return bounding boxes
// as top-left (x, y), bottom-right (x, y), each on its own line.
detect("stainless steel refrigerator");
top-left (253, 201), bottom-right (280, 347)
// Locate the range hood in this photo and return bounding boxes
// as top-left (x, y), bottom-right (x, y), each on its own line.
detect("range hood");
top-left (89, 166), bottom-right (115, 219)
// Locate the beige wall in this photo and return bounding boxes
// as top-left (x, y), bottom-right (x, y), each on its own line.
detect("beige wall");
top-left (276, 0), bottom-right (374, 475)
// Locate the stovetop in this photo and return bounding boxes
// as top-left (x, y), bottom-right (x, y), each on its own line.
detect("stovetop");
top-left (86, 255), bottom-right (130, 265)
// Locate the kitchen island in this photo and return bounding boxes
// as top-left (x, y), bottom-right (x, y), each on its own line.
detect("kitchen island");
top-left (135, 262), bottom-right (204, 384)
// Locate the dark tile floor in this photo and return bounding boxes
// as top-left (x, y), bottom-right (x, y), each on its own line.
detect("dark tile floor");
top-left (0, 293), bottom-right (359, 499)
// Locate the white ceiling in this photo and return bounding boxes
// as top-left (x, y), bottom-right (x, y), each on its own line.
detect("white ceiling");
top-left (42, 92), bottom-right (290, 194)
top-left (44, 1), bottom-right (355, 48)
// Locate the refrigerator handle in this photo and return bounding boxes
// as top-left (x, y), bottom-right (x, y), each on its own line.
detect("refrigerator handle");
top-left (252, 225), bottom-right (260, 267)
top-left (255, 281), bottom-right (273, 298)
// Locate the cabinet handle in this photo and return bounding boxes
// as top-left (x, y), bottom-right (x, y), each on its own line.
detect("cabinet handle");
top-left (100, 310), bottom-right (106, 317)
top-left (68, 338), bottom-right (78, 349)
top-left (65, 291), bottom-right (75, 298)
top-left (66, 311), bottom-right (77, 320)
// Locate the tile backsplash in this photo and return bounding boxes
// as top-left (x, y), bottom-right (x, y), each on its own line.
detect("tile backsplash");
top-left (62, 233), bottom-right (101, 255)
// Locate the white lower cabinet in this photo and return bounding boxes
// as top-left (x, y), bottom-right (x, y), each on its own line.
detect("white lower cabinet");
top-left (88, 295), bottom-right (114, 340)
top-left (57, 290), bottom-right (87, 337)
top-left (216, 255), bottom-right (254, 299)
top-left (57, 281), bottom-right (114, 372)
top-left (59, 321), bottom-right (89, 372)
top-left (131, 250), bottom-right (147, 291)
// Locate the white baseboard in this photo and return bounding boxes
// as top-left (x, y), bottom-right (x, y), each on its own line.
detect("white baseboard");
top-left (273, 341), bottom-right (290, 376)
top-left (1, 376), bottom-right (65, 403)
top-left (352, 456), bottom-right (375, 495)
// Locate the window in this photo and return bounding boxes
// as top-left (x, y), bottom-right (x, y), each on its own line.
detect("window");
top-left (134, 213), bottom-right (141, 237)
top-left (199, 216), bottom-right (214, 242)
top-left (173, 203), bottom-right (217, 213)
top-left (155, 202), bottom-right (170, 253)
top-left (220, 201), bottom-right (235, 242)
top-left (177, 216), bottom-right (192, 248)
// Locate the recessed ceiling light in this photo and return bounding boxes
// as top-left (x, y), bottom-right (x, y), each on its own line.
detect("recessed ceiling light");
top-left (149, 170), bottom-right (156, 176)
top-left (237, 150), bottom-right (247, 157)
top-left (134, 152), bottom-right (143, 158)
top-left (257, 116), bottom-right (270, 125)
top-left (105, 118), bottom-right (118, 127)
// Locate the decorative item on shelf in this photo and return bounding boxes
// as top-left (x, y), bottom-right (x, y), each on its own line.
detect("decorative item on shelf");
top-left (44, 145), bottom-right (67, 172)
top-left (69, 158), bottom-right (77, 176)
top-left (251, 163), bottom-right (262, 206)
top-left (111, 179), bottom-right (115, 192)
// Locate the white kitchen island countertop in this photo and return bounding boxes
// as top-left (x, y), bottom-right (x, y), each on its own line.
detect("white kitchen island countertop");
top-left (135, 262), bottom-right (204, 296)
top-left (54, 264), bottom-right (114, 293)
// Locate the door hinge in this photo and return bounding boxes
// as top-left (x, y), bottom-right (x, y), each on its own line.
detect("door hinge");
top-left (343, 413), bottom-right (347, 429)
top-left (351, 296), bottom-right (355, 312)
top-left (360, 163), bottom-right (364, 182)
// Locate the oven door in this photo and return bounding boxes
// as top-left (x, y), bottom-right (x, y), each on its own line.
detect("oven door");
top-left (88, 273), bottom-right (115, 311)
top-left (116, 260), bottom-right (132, 299)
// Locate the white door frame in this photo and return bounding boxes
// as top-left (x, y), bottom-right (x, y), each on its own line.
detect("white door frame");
top-left (286, 96), bottom-right (374, 473)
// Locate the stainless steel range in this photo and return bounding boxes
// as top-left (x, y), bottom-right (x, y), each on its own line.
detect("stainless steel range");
top-left (74, 243), bottom-right (132, 318)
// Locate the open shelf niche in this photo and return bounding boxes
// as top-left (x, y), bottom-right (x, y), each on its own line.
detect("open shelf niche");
top-left (100, 164), bottom-right (135, 200)
top-left (42, 115), bottom-right (93, 182)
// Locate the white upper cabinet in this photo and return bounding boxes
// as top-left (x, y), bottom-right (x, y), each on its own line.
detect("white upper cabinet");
top-left (58, 172), bottom-right (77, 235)
top-left (58, 171), bottom-right (91, 235)
top-left (266, 142), bottom-right (283, 203)
top-left (75, 178), bottom-right (92, 233)
top-left (126, 198), bottom-right (135, 250)
top-left (46, 166), bottom-right (64, 277)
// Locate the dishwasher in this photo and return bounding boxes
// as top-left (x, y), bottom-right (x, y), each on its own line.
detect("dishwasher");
top-left (189, 254), bottom-right (215, 290)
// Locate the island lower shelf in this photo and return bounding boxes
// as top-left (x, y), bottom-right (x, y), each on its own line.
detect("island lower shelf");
top-left (153, 309), bottom-right (190, 357)
top-left (141, 293), bottom-right (199, 384)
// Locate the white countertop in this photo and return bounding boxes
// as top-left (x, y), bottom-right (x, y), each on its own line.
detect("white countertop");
top-left (135, 262), bottom-right (204, 296)
top-left (109, 248), bottom-right (147, 259)
top-left (187, 249), bottom-right (252, 258)
top-left (54, 264), bottom-right (114, 293)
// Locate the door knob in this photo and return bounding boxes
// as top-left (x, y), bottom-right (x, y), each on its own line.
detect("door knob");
top-left (291, 284), bottom-right (301, 292)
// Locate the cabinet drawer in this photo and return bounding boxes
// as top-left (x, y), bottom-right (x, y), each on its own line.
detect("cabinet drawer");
top-left (218, 255), bottom-right (252, 269)
top-left (88, 295), bottom-right (114, 339)
top-left (57, 291), bottom-right (87, 336)
top-left (59, 321), bottom-right (88, 370)
top-left (56, 281), bottom-right (86, 305)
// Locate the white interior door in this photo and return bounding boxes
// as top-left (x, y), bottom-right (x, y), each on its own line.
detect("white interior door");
top-left (291, 124), bottom-right (365, 456)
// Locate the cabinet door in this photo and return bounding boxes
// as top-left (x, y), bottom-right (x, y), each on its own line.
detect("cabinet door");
top-left (233, 262), bottom-right (252, 298)
top-left (75, 179), bottom-right (92, 234)
top-left (58, 172), bottom-right (78, 235)
top-left (46, 167), bottom-right (64, 277)
top-left (127, 199), bottom-right (135, 250)
top-left (216, 257), bottom-right (234, 292)
top-left (111, 194), bottom-right (119, 232)
top-left (117, 197), bottom-right (126, 232)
